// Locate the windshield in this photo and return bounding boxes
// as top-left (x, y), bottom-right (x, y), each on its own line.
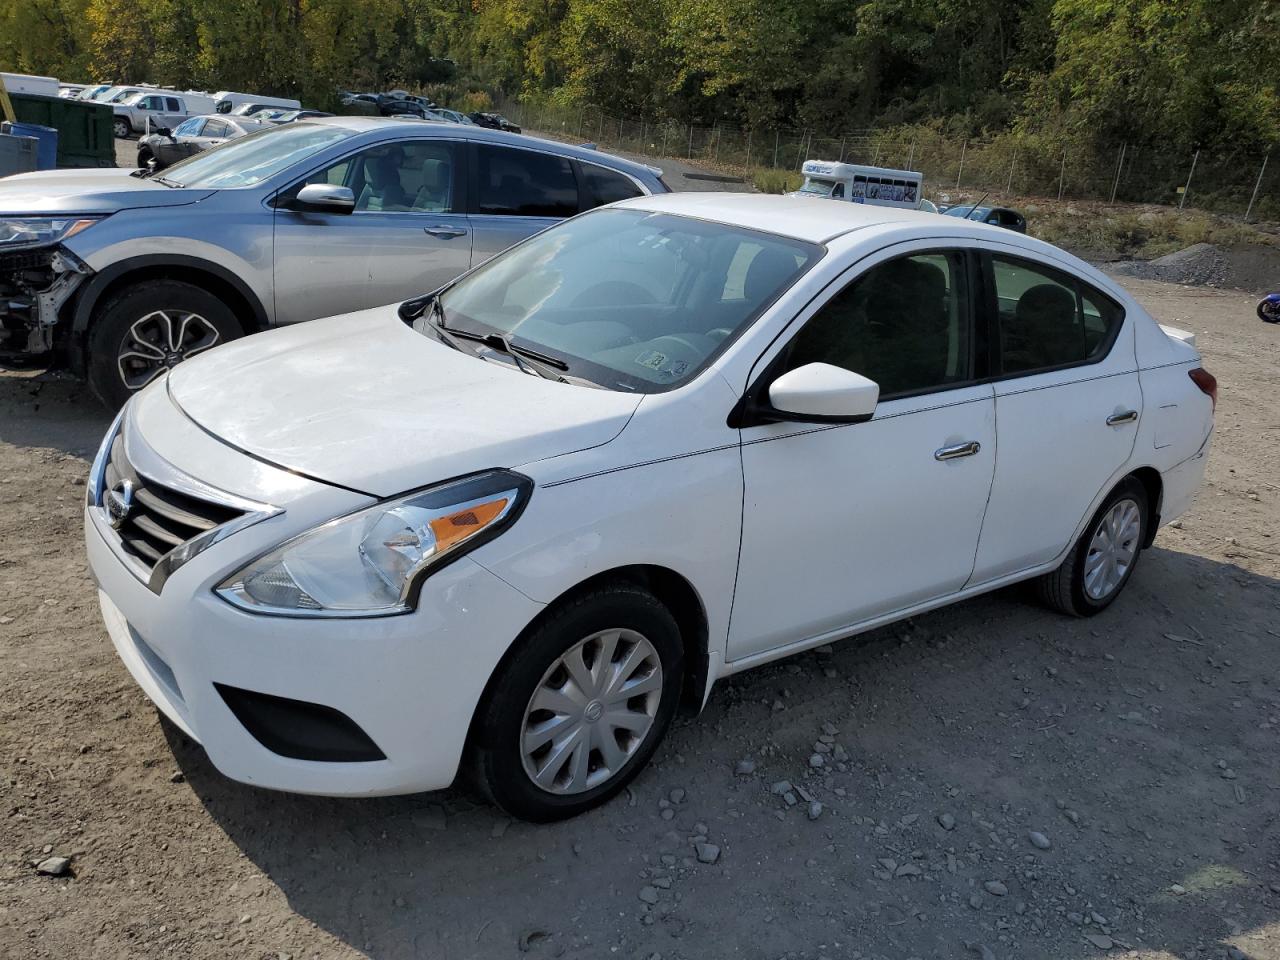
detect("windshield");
top-left (425, 208), bottom-right (820, 392)
top-left (798, 177), bottom-right (838, 197)
top-left (159, 122), bottom-right (350, 188)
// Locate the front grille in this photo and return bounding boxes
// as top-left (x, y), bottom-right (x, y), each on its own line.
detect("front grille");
top-left (104, 435), bottom-right (243, 570)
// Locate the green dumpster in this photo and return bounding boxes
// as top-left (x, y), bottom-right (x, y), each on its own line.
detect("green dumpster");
top-left (9, 93), bottom-right (115, 168)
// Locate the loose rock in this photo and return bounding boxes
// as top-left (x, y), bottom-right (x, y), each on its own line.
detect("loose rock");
top-left (984, 880), bottom-right (1008, 896)
top-left (734, 759), bottom-right (756, 776)
top-left (807, 801), bottom-right (824, 821)
top-left (695, 842), bottom-right (721, 865)
top-left (1028, 831), bottom-right (1051, 850)
top-left (938, 813), bottom-right (956, 831)
top-left (36, 856), bottom-right (71, 877)
top-left (1083, 933), bottom-right (1113, 950)
top-left (638, 885), bottom-right (660, 904)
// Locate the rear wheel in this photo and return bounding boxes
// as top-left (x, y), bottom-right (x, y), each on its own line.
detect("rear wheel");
top-left (471, 583), bottom-right (684, 822)
top-left (87, 280), bottom-right (243, 409)
top-left (112, 118), bottom-right (130, 139)
top-left (1036, 477), bottom-right (1149, 617)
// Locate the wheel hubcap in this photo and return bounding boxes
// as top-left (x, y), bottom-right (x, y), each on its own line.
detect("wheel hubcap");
top-left (1084, 498), bottom-right (1141, 600)
top-left (519, 628), bottom-right (663, 795)
top-left (117, 309), bottom-right (221, 391)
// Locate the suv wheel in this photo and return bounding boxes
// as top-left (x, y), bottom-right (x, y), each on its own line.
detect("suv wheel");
top-left (471, 583), bottom-right (684, 821)
top-left (112, 118), bottom-right (130, 139)
top-left (88, 280), bottom-right (244, 409)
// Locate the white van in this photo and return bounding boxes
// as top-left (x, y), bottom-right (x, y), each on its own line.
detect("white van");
top-left (0, 72), bottom-right (60, 98)
top-left (793, 161), bottom-right (934, 211)
top-left (212, 91), bottom-right (301, 115)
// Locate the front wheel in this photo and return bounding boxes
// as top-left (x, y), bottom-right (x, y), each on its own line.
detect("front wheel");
top-left (471, 583), bottom-right (684, 822)
top-left (1257, 294), bottom-right (1280, 324)
top-left (1036, 478), bottom-right (1149, 617)
top-left (87, 280), bottom-right (244, 409)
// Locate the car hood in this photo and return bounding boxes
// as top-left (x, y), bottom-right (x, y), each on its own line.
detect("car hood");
top-left (166, 308), bottom-right (643, 498)
top-left (0, 168), bottom-right (213, 214)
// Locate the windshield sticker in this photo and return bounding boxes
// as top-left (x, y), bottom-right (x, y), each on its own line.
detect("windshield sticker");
top-left (635, 350), bottom-right (668, 371)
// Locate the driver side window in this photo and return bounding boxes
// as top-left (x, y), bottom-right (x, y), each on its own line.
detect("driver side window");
top-left (301, 140), bottom-right (457, 213)
top-left (777, 251), bottom-right (972, 399)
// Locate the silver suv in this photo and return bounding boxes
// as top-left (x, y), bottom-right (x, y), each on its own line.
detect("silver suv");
top-left (0, 117), bottom-right (668, 406)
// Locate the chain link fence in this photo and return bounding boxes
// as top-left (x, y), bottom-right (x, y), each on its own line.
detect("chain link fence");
top-left (501, 100), bottom-right (1279, 222)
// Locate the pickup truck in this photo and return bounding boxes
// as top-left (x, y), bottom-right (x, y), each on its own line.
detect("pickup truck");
top-left (112, 92), bottom-right (218, 139)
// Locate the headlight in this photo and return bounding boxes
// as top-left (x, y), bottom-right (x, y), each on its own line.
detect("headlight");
top-left (0, 216), bottom-right (102, 249)
top-left (216, 470), bottom-right (532, 617)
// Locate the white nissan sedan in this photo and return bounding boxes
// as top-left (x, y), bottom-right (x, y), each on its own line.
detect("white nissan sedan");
top-left (85, 194), bottom-right (1215, 820)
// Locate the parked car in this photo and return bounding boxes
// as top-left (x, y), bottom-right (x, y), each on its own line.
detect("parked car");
top-left (77, 83), bottom-right (114, 102)
top-left (58, 84), bottom-right (88, 99)
top-left (263, 109), bottom-right (334, 124)
top-left (213, 91), bottom-right (301, 115)
top-left (377, 99), bottom-right (439, 120)
top-left (83, 193), bottom-right (1215, 820)
top-left (0, 117), bottom-right (667, 406)
top-left (112, 91), bottom-right (219, 139)
top-left (135, 115), bottom-right (271, 170)
top-left (471, 112), bottom-right (521, 133)
top-left (434, 108), bottom-right (476, 125)
top-left (228, 102), bottom-right (295, 118)
top-left (942, 204), bottom-right (1027, 232)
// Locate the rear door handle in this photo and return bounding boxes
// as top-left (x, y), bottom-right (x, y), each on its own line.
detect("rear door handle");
top-left (1106, 410), bottom-right (1139, 426)
top-left (424, 225), bottom-right (467, 239)
top-left (935, 441), bottom-right (981, 461)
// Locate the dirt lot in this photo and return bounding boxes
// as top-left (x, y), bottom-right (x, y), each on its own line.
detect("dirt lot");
top-left (1, 274), bottom-right (1278, 960)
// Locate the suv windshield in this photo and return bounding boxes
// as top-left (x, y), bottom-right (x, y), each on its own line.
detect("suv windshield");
top-left (159, 122), bottom-right (350, 188)
top-left (424, 208), bottom-right (820, 392)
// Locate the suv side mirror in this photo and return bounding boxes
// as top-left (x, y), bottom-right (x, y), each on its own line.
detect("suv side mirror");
top-left (290, 184), bottom-right (356, 214)
top-left (767, 363), bottom-right (879, 422)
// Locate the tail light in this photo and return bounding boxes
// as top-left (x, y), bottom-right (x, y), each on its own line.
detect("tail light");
top-left (1188, 367), bottom-right (1217, 411)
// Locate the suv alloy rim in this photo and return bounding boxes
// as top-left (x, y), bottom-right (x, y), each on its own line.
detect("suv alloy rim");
top-left (519, 628), bottom-right (663, 795)
top-left (117, 309), bottom-right (222, 391)
top-left (1083, 498), bottom-right (1141, 600)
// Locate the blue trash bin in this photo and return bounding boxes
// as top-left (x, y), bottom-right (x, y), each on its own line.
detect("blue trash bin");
top-left (1, 121), bottom-right (58, 170)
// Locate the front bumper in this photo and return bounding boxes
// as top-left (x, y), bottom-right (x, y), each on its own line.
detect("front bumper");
top-left (88, 509), bottom-right (544, 796)
top-left (86, 389), bottom-right (546, 796)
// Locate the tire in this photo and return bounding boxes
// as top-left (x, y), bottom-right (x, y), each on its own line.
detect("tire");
top-left (87, 280), bottom-right (244, 409)
top-left (1036, 477), bottom-right (1149, 617)
top-left (136, 148), bottom-right (153, 168)
top-left (112, 118), bottom-right (130, 139)
top-left (471, 583), bottom-right (684, 822)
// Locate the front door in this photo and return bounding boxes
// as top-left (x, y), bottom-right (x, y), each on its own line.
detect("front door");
top-left (272, 138), bottom-right (472, 325)
top-left (729, 248), bottom-right (997, 661)
top-left (969, 251), bottom-right (1141, 583)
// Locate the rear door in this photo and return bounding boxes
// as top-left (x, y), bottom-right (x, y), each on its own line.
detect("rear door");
top-left (271, 137), bottom-right (472, 325)
top-left (466, 142), bottom-right (583, 267)
top-left (968, 251), bottom-right (1139, 584)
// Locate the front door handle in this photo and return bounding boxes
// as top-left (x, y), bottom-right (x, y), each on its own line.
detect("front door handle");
top-left (935, 441), bottom-right (981, 461)
top-left (1106, 410), bottom-right (1139, 426)
top-left (424, 225), bottom-right (467, 239)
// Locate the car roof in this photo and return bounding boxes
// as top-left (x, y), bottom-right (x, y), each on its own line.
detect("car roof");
top-left (301, 115), bottom-right (657, 182)
top-left (614, 193), bottom-right (947, 243)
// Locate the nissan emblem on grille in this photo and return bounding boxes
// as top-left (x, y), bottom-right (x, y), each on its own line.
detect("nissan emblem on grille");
top-left (106, 478), bottom-right (135, 529)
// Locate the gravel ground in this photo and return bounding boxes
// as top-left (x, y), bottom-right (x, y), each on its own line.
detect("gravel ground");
top-left (1, 274), bottom-right (1278, 960)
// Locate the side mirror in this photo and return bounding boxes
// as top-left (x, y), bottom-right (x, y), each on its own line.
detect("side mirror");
top-left (154, 126), bottom-right (171, 138)
top-left (290, 184), bottom-right (356, 214)
top-left (767, 363), bottom-right (879, 422)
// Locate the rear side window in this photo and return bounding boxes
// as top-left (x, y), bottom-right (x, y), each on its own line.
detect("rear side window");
top-left (581, 163), bottom-right (643, 207)
top-left (991, 255), bottom-right (1123, 375)
top-left (476, 144), bottom-right (579, 217)
top-left (204, 120), bottom-right (229, 138)
top-left (166, 98), bottom-right (182, 112)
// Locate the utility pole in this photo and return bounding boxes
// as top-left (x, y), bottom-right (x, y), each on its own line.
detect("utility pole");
top-left (1245, 148), bottom-right (1271, 222)
top-left (1057, 150), bottom-right (1067, 201)
top-left (955, 139), bottom-right (966, 190)
top-left (1180, 148), bottom-right (1200, 210)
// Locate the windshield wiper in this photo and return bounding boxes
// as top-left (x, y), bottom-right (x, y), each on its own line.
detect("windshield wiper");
top-left (422, 296), bottom-right (570, 382)
top-left (152, 175), bottom-right (184, 188)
